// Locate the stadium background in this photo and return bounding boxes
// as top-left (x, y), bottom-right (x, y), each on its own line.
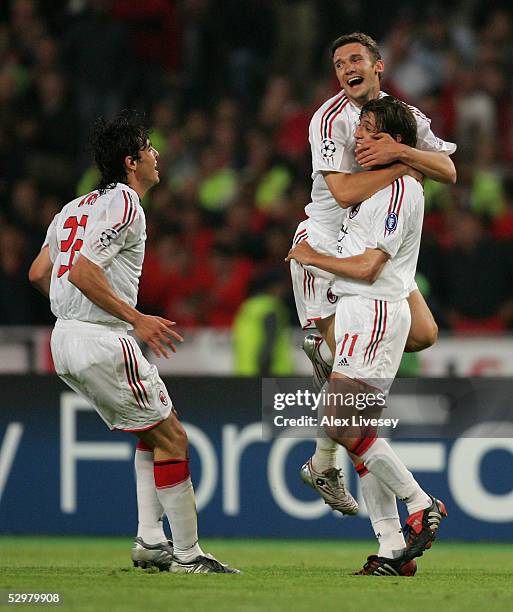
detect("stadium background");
top-left (1, 0), bottom-right (513, 545)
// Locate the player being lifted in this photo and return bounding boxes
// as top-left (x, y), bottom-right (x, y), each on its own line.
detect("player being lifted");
top-left (287, 96), bottom-right (447, 576)
top-left (29, 110), bottom-right (239, 574)
top-left (290, 32), bottom-right (455, 523)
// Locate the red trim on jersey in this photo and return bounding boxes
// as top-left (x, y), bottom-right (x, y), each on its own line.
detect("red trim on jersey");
top-left (395, 176), bottom-right (405, 219)
top-left (387, 180), bottom-right (396, 215)
top-left (327, 98), bottom-right (350, 139)
top-left (319, 92), bottom-right (346, 138)
top-left (113, 190), bottom-right (137, 232)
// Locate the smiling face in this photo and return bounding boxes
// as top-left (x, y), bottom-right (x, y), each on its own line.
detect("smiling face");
top-left (332, 42), bottom-right (383, 107)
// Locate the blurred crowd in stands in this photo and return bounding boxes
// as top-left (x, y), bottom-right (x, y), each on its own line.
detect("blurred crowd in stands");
top-left (1, 0), bottom-right (513, 334)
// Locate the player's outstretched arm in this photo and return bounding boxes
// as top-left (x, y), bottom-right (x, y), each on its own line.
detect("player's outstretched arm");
top-left (68, 255), bottom-right (183, 358)
top-left (285, 241), bottom-right (388, 283)
top-left (28, 246), bottom-right (53, 297)
top-left (355, 133), bottom-right (457, 184)
top-left (324, 163), bottom-right (413, 208)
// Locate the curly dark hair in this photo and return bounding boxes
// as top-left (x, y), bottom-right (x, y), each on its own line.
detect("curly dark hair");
top-left (89, 109), bottom-right (149, 194)
top-left (360, 96), bottom-right (417, 148)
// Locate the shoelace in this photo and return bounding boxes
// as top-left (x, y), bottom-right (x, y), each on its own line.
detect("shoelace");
top-left (323, 468), bottom-right (347, 494)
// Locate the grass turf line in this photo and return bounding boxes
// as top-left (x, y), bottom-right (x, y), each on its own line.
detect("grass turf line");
top-left (1, 537), bottom-right (512, 612)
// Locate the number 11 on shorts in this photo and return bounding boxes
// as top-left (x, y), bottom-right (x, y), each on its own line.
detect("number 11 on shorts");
top-left (339, 333), bottom-right (358, 356)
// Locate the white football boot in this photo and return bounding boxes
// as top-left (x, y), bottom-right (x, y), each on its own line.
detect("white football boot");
top-left (300, 458), bottom-right (359, 515)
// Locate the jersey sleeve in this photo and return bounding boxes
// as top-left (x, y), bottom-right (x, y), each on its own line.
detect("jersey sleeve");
top-left (412, 108), bottom-right (457, 155)
top-left (310, 102), bottom-right (355, 175)
top-left (80, 189), bottom-right (140, 268)
top-left (42, 214), bottom-right (59, 263)
top-left (369, 179), bottom-right (409, 259)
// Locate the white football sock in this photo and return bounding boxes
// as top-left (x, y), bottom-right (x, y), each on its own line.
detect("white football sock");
top-left (154, 459), bottom-right (204, 562)
top-left (312, 379), bottom-right (338, 472)
top-left (312, 436), bottom-right (338, 472)
top-left (134, 447), bottom-right (166, 545)
top-left (156, 479), bottom-right (203, 562)
top-left (359, 469), bottom-right (406, 559)
top-left (361, 438), bottom-right (431, 515)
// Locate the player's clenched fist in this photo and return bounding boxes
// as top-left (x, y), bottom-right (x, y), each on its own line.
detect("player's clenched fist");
top-left (285, 240), bottom-right (318, 266)
top-left (133, 313), bottom-right (184, 358)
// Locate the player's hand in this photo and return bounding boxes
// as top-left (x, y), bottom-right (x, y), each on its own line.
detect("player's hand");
top-left (285, 240), bottom-right (317, 266)
top-left (133, 313), bottom-right (184, 358)
top-left (355, 133), bottom-right (404, 168)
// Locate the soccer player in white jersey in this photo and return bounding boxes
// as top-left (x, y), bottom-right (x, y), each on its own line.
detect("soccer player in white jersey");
top-left (287, 96), bottom-right (447, 576)
top-left (28, 110), bottom-right (239, 574)
top-left (291, 32), bottom-right (456, 518)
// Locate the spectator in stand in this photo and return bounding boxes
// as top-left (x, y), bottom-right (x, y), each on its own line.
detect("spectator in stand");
top-left (434, 211), bottom-right (513, 333)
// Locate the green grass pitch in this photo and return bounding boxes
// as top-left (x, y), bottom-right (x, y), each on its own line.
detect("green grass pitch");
top-left (1, 537), bottom-right (512, 611)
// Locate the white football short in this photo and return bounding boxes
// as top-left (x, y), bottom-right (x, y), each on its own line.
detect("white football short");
top-left (290, 219), bottom-right (340, 329)
top-left (51, 319), bottom-right (173, 431)
top-left (332, 294), bottom-right (411, 393)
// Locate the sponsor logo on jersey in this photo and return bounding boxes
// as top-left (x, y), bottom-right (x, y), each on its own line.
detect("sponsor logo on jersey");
top-left (327, 288), bottom-right (338, 304)
top-left (385, 212), bottom-right (398, 233)
top-left (337, 357), bottom-right (349, 367)
top-left (349, 204), bottom-right (361, 219)
top-left (158, 388), bottom-right (168, 406)
top-left (320, 138), bottom-right (336, 159)
top-left (99, 228), bottom-right (119, 248)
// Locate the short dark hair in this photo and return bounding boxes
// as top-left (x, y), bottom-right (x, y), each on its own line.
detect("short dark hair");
top-left (360, 96), bottom-right (417, 148)
top-left (331, 32), bottom-right (381, 62)
top-left (89, 110), bottom-right (149, 194)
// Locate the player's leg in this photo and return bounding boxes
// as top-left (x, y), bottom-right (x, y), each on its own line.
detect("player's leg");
top-left (353, 457), bottom-right (407, 560)
top-left (308, 315), bottom-right (339, 471)
top-left (131, 439), bottom-right (174, 570)
top-left (137, 411), bottom-right (239, 574)
top-left (298, 316), bottom-right (358, 514)
top-left (326, 298), bottom-right (447, 560)
top-left (405, 288), bottom-right (438, 352)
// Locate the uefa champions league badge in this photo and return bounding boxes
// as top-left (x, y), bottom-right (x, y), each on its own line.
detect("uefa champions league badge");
top-left (99, 228), bottom-right (119, 248)
top-left (320, 138), bottom-right (336, 159)
top-left (385, 211), bottom-right (398, 233)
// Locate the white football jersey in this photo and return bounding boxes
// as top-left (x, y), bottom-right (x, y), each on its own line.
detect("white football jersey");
top-left (305, 90), bottom-right (456, 235)
top-left (43, 183), bottom-right (145, 325)
top-left (331, 175), bottom-right (424, 301)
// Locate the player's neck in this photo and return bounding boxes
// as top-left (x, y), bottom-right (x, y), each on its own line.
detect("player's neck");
top-left (126, 178), bottom-right (146, 200)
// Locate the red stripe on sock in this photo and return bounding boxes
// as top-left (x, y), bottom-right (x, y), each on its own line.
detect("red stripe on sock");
top-left (354, 462), bottom-right (369, 478)
top-left (154, 459), bottom-right (190, 489)
top-left (136, 439), bottom-right (153, 452)
top-left (351, 435), bottom-right (377, 457)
